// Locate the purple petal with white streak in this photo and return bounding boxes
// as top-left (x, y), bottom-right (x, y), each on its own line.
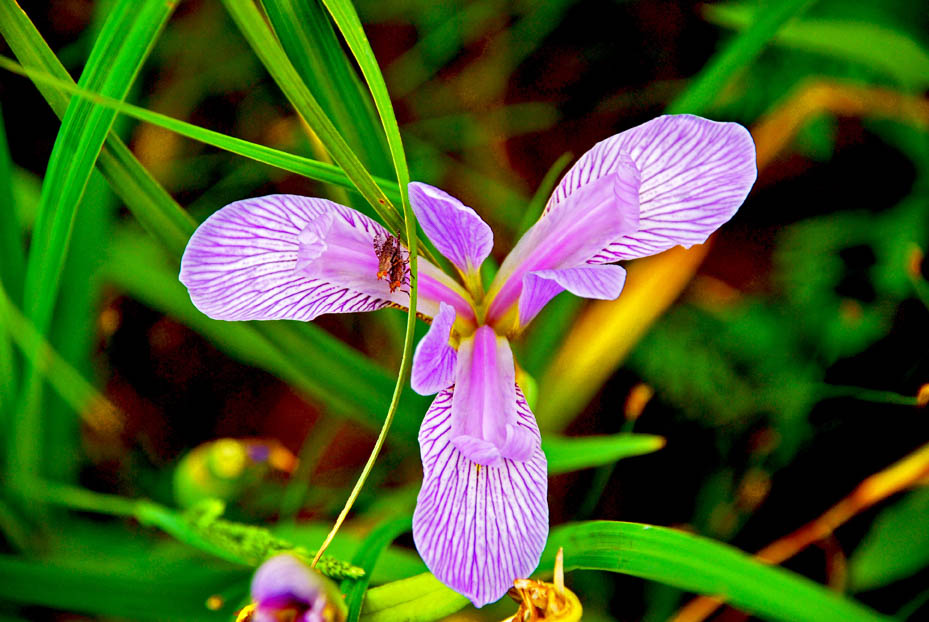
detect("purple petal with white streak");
top-left (547, 114), bottom-right (757, 262)
top-left (409, 182), bottom-right (493, 273)
top-left (251, 554), bottom-right (320, 605)
top-left (180, 195), bottom-right (471, 322)
top-left (411, 302), bottom-right (458, 395)
top-left (518, 264), bottom-right (626, 327)
top-left (451, 327), bottom-right (532, 465)
top-left (413, 387), bottom-right (548, 608)
top-left (487, 164), bottom-right (639, 323)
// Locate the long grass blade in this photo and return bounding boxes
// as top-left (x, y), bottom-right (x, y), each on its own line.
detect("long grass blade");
top-left (0, 55), bottom-right (403, 205)
top-left (5, 0), bottom-right (177, 496)
top-left (667, 0), bottom-right (817, 114)
top-left (221, 0), bottom-right (402, 232)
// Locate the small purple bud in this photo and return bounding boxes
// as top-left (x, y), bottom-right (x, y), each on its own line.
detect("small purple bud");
top-left (250, 555), bottom-right (342, 622)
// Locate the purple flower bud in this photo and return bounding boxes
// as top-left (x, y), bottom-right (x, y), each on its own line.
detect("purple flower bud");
top-left (251, 555), bottom-right (339, 622)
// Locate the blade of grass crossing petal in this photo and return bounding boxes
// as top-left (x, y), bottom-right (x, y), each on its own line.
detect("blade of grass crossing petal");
top-left (0, 55), bottom-right (404, 206)
top-left (7, 0), bottom-right (177, 497)
top-left (666, 0), bottom-right (816, 114)
top-left (0, 0), bottom-right (195, 255)
top-left (0, 0), bottom-right (414, 441)
top-left (309, 0), bottom-right (422, 566)
top-left (260, 0), bottom-right (391, 176)
top-left (220, 0), bottom-right (403, 232)
top-left (342, 517), bottom-right (413, 622)
top-left (540, 522), bottom-right (889, 622)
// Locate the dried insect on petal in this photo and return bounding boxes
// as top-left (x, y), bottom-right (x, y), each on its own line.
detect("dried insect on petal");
top-left (373, 231), bottom-right (410, 293)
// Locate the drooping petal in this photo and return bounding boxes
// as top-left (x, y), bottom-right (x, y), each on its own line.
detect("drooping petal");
top-left (547, 114), bottom-right (757, 262)
top-left (411, 302), bottom-right (458, 395)
top-left (409, 182), bottom-right (493, 274)
top-left (180, 195), bottom-right (473, 322)
top-left (518, 264), bottom-right (627, 327)
top-left (413, 387), bottom-right (548, 608)
top-left (486, 162), bottom-right (640, 323)
top-left (451, 327), bottom-right (533, 465)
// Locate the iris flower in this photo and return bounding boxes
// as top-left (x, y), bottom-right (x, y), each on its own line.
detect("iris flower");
top-left (180, 114), bottom-right (756, 606)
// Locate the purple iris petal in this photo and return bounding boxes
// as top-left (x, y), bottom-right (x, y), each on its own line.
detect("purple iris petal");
top-left (413, 386), bottom-right (548, 608)
top-left (518, 264), bottom-right (627, 327)
top-left (547, 114), bottom-right (757, 262)
top-left (486, 161), bottom-right (640, 323)
top-left (451, 326), bottom-right (533, 466)
top-left (180, 194), bottom-right (473, 322)
top-left (409, 182), bottom-right (493, 275)
top-left (411, 302), bottom-right (458, 395)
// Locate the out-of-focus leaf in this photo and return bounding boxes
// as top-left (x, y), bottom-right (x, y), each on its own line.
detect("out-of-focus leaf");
top-left (102, 228), bottom-right (425, 439)
top-left (0, 55), bottom-right (404, 206)
top-left (706, 4), bottom-right (929, 91)
top-left (537, 245), bottom-right (709, 432)
top-left (4, 0), bottom-right (177, 494)
top-left (360, 572), bottom-right (468, 622)
top-left (261, 0), bottom-right (390, 177)
top-left (343, 517), bottom-right (413, 622)
top-left (0, 554), bottom-right (244, 621)
top-left (543, 434), bottom-right (665, 475)
top-left (544, 521), bottom-right (889, 622)
top-left (849, 487), bottom-right (929, 591)
top-left (668, 0), bottom-right (816, 114)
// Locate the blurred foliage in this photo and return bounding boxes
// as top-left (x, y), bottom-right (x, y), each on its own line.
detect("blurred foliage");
top-left (0, 0), bottom-right (927, 621)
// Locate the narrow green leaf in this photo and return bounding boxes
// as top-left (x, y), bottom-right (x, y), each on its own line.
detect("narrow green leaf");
top-left (543, 433), bottom-right (666, 475)
top-left (544, 521), bottom-right (891, 622)
top-left (6, 0), bottom-right (177, 495)
top-left (0, 103), bottom-right (25, 303)
top-left (343, 517), bottom-right (413, 622)
top-left (0, 0), bottom-right (193, 257)
top-left (260, 0), bottom-right (391, 177)
top-left (0, 284), bottom-right (122, 437)
top-left (0, 56), bottom-right (405, 208)
top-left (667, 0), bottom-right (817, 114)
top-left (705, 4), bottom-right (929, 90)
top-left (221, 0), bottom-right (402, 232)
top-left (360, 572), bottom-right (468, 622)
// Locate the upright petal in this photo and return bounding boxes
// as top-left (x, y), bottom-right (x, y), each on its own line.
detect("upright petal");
top-left (411, 302), bottom-right (458, 395)
top-left (518, 264), bottom-right (626, 327)
top-left (486, 163), bottom-right (640, 324)
top-left (180, 195), bottom-right (473, 322)
top-left (413, 387), bottom-right (548, 608)
top-left (409, 182), bottom-right (493, 275)
top-left (451, 327), bottom-right (534, 465)
top-left (547, 114), bottom-right (757, 262)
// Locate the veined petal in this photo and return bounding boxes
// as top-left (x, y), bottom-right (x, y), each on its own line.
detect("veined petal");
top-left (547, 114), bottom-right (757, 262)
top-left (486, 163), bottom-right (640, 323)
top-left (411, 302), bottom-right (458, 395)
top-left (518, 264), bottom-right (626, 327)
top-left (180, 195), bottom-right (474, 322)
top-left (451, 327), bottom-right (533, 465)
top-left (409, 182), bottom-right (493, 275)
top-left (413, 387), bottom-right (548, 608)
